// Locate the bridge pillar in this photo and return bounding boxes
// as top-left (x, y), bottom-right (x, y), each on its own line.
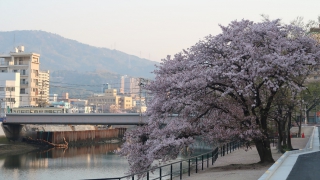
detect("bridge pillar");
top-left (1, 123), bottom-right (24, 141)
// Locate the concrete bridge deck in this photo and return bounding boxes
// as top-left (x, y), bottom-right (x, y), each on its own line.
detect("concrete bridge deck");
top-left (2, 113), bottom-right (148, 125)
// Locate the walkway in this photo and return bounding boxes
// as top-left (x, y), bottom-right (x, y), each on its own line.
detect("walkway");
top-left (175, 126), bottom-right (313, 180)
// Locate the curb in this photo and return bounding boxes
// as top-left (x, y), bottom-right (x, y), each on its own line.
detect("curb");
top-left (258, 126), bottom-right (315, 180)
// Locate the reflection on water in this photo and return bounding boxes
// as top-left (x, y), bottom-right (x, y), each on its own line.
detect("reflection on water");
top-left (0, 143), bottom-right (129, 180)
top-left (0, 141), bottom-right (214, 180)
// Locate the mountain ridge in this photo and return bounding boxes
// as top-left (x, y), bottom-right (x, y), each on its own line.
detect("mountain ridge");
top-left (0, 30), bottom-right (158, 78)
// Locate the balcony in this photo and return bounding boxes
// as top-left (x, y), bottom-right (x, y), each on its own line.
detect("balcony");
top-left (20, 82), bottom-right (28, 85)
top-left (0, 62), bottom-right (9, 66)
top-left (10, 63), bottom-right (28, 66)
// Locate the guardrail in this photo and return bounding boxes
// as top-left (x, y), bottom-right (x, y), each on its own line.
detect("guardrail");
top-left (93, 141), bottom-right (246, 180)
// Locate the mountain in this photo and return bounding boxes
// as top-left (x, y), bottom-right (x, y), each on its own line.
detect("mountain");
top-left (50, 70), bottom-right (122, 98)
top-left (0, 30), bottom-right (157, 78)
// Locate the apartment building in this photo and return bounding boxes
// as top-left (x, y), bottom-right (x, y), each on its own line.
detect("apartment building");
top-left (0, 73), bottom-right (20, 116)
top-left (39, 70), bottom-right (50, 103)
top-left (0, 46), bottom-right (40, 106)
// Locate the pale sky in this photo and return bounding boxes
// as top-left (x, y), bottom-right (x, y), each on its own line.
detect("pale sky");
top-left (0, 0), bottom-right (319, 62)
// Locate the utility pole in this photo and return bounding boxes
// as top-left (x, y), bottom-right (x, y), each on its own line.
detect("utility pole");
top-left (0, 98), bottom-right (2, 117)
top-left (9, 87), bottom-right (12, 113)
top-left (305, 104), bottom-right (308, 125)
top-left (139, 78), bottom-right (142, 123)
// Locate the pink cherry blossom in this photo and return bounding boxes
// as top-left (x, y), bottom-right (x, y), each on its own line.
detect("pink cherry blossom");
top-left (118, 19), bottom-right (320, 175)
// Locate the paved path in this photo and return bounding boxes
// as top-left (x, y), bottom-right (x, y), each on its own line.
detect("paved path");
top-left (176, 126), bottom-right (314, 180)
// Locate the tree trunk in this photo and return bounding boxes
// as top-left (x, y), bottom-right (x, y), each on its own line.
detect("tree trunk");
top-left (281, 119), bottom-right (287, 151)
top-left (287, 111), bottom-right (293, 150)
top-left (254, 138), bottom-right (274, 163)
top-left (276, 121), bottom-right (283, 153)
top-left (298, 112), bottom-right (302, 137)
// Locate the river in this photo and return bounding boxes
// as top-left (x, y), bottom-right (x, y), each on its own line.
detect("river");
top-left (0, 140), bottom-right (212, 180)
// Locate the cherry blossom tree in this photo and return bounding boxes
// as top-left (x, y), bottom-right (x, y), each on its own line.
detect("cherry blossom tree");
top-left (119, 19), bottom-right (320, 174)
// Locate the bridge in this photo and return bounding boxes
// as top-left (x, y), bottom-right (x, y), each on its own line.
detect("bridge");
top-left (1, 113), bottom-right (149, 140)
top-left (3, 113), bottom-right (148, 125)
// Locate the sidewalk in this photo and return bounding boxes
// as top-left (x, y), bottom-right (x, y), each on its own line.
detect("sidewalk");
top-left (177, 126), bottom-right (314, 180)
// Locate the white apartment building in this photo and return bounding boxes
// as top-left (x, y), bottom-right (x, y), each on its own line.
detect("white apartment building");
top-left (0, 73), bottom-right (20, 116)
top-left (39, 70), bottom-right (50, 103)
top-left (0, 46), bottom-right (40, 106)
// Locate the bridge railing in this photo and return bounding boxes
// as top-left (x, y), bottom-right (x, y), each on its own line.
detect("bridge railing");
top-left (93, 141), bottom-right (246, 180)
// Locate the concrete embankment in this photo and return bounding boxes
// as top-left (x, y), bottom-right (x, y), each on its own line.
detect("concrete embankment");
top-left (0, 123), bottom-right (4, 136)
top-left (34, 128), bottom-right (126, 146)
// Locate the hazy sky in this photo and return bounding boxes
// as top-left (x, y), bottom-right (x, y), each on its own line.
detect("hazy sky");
top-left (0, 0), bottom-right (319, 62)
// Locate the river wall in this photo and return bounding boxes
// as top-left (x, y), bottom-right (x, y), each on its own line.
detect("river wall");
top-left (35, 128), bottom-right (126, 145)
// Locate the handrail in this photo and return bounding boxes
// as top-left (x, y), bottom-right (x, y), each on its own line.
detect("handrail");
top-left (92, 140), bottom-right (247, 180)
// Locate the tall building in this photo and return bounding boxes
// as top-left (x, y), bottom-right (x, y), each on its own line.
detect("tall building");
top-left (39, 70), bottom-right (50, 104)
top-left (120, 75), bottom-right (127, 94)
top-left (0, 73), bottom-right (20, 116)
top-left (0, 46), bottom-right (40, 106)
top-left (120, 75), bottom-right (140, 95)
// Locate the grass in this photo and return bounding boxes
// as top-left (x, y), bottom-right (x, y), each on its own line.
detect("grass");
top-left (0, 136), bottom-right (8, 143)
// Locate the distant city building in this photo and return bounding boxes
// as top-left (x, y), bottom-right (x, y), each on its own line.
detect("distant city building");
top-left (102, 83), bottom-right (111, 93)
top-left (87, 89), bottom-right (132, 112)
top-left (58, 92), bottom-right (70, 102)
top-left (49, 94), bottom-right (58, 103)
top-left (39, 70), bottom-right (50, 104)
top-left (50, 101), bottom-right (70, 108)
top-left (0, 73), bottom-right (20, 116)
top-left (120, 75), bottom-right (139, 95)
top-left (70, 99), bottom-right (91, 113)
top-left (0, 46), bottom-right (40, 106)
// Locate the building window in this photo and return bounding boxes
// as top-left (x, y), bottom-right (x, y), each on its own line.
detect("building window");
top-left (6, 87), bottom-right (15, 91)
top-left (20, 88), bottom-right (26, 94)
top-left (19, 58), bottom-right (23, 65)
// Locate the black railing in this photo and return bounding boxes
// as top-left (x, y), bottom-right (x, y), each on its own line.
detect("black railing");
top-left (93, 141), bottom-right (245, 180)
top-left (268, 137), bottom-right (278, 147)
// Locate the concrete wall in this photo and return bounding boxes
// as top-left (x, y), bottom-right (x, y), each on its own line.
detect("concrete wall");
top-left (0, 122), bottom-right (4, 136)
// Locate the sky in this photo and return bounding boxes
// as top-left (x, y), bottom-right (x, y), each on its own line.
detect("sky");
top-left (0, 0), bottom-right (319, 62)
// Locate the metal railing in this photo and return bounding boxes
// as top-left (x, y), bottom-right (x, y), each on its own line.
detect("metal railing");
top-left (93, 141), bottom-right (245, 180)
top-left (269, 136), bottom-right (278, 147)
